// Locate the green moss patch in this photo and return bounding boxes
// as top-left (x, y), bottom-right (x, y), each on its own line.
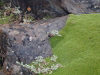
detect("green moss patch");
top-left (49, 14), bottom-right (100, 75)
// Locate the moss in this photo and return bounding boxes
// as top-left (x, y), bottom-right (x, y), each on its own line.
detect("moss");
top-left (0, 14), bottom-right (14, 24)
top-left (49, 14), bottom-right (100, 75)
top-left (0, 0), bottom-right (5, 6)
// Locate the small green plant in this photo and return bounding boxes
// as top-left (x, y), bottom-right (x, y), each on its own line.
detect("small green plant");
top-left (0, 2), bottom-right (35, 24)
top-left (0, 14), bottom-right (14, 24)
top-left (22, 13), bottom-right (35, 24)
top-left (16, 55), bottom-right (63, 75)
top-left (12, 7), bottom-right (21, 14)
top-left (48, 30), bottom-right (62, 37)
top-left (0, 3), bottom-right (22, 24)
top-left (0, 0), bottom-right (5, 6)
top-left (43, 15), bottom-right (53, 20)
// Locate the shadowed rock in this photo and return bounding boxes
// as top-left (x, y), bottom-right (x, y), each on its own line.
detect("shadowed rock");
top-left (4, 0), bottom-right (100, 18)
top-left (1, 0), bottom-right (100, 21)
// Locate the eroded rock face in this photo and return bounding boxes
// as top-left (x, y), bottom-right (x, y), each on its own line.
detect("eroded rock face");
top-left (0, 24), bottom-right (52, 75)
top-left (0, 16), bottom-right (68, 75)
top-left (11, 0), bottom-right (100, 18)
top-left (2, 0), bottom-right (100, 19)
top-left (61, 0), bottom-right (100, 14)
top-left (48, 0), bottom-right (100, 14)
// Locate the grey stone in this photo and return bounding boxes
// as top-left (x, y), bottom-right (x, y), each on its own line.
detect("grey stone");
top-left (0, 16), bottom-right (68, 75)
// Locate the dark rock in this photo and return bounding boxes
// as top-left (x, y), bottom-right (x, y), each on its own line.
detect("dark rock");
top-left (0, 16), bottom-right (68, 75)
top-left (9, 0), bottom-right (100, 18)
top-left (2, 0), bottom-right (100, 19)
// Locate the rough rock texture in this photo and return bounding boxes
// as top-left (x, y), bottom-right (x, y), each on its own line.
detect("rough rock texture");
top-left (6, 0), bottom-right (100, 18)
top-left (0, 16), bottom-right (68, 75)
top-left (2, 0), bottom-right (100, 19)
top-left (47, 0), bottom-right (100, 14)
top-left (0, 70), bottom-right (6, 75)
top-left (60, 0), bottom-right (100, 14)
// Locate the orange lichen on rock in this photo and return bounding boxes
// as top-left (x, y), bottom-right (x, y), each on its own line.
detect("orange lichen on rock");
top-left (27, 6), bottom-right (31, 12)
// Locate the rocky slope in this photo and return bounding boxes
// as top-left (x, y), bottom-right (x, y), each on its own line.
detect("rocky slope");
top-left (0, 16), bottom-right (68, 75)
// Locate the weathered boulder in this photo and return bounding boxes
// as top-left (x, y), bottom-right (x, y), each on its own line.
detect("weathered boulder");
top-left (0, 24), bottom-right (52, 75)
top-left (10, 0), bottom-right (100, 18)
top-left (2, 0), bottom-right (100, 19)
top-left (61, 0), bottom-right (100, 14)
top-left (48, 0), bottom-right (100, 14)
top-left (0, 16), bottom-right (68, 75)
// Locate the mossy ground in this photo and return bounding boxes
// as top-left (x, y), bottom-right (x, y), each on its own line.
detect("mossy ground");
top-left (49, 14), bottom-right (100, 75)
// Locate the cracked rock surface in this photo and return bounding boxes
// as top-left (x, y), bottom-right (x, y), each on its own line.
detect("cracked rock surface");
top-left (0, 16), bottom-right (68, 75)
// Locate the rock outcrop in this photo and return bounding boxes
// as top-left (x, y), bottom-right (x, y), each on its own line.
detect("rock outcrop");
top-left (2, 0), bottom-right (100, 19)
top-left (0, 16), bottom-right (68, 75)
top-left (58, 0), bottom-right (100, 14)
top-left (7, 0), bottom-right (100, 18)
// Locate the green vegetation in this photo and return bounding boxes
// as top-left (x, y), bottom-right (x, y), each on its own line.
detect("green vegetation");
top-left (49, 14), bottom-right (100, 75)
top-left (0, 14), bottom-right (13, 24)
top-left (17, 55), bottom-right (62, 75)
top-left (0, 12), bottom-right (100, 74)
top-left (0, 0), bottom-right (5, 6)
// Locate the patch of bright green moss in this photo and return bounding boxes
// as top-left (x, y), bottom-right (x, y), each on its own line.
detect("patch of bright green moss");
top-left (49, 14), bottom-right (100, 75)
